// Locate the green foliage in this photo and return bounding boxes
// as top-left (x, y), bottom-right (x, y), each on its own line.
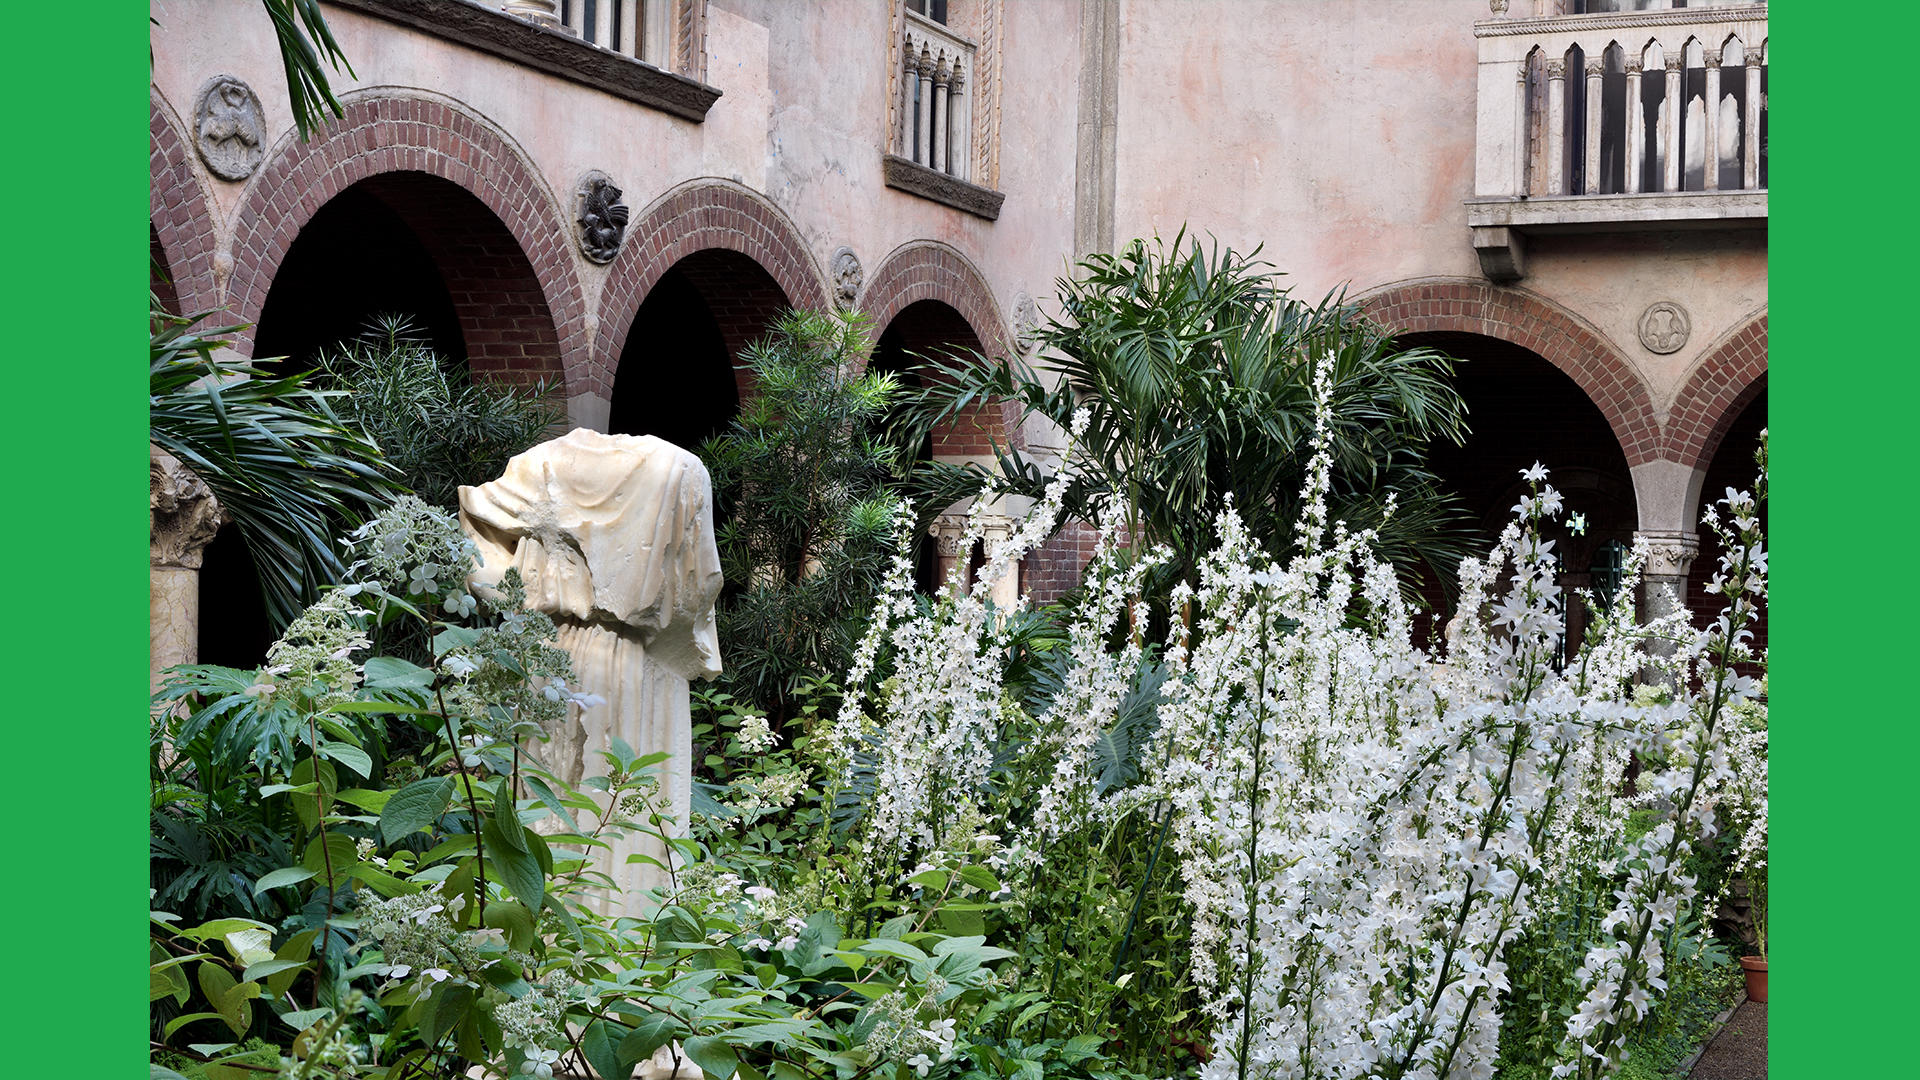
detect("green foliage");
top-left (152, 501), bottom-right (1140, 1080)
top-left (260, 0), bottom-right (354, 139)
top-left (700, 309), bottom-right (908, 724)
top-left (316, 317), bottom-right (564, 511)
top-left (900, 230), bottom-right (1473, 598)
top-left (150, 307), bottom-right (400, 629)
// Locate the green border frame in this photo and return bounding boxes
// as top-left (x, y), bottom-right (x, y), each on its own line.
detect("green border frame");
top-left (6, 0), bottom-right (151, 1071)
top-left (0, 0), bottom-right (1889, 1073)
top-left (1769, 1), bottom-right (1909, 1075)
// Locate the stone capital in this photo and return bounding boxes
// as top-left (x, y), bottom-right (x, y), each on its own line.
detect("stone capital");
top-left (1585, 58), bottom-right (1604, 77)
top-left (1703, 53), bottom-right (1722, 69)
top-left (151, 445), bottom-right (224, 570)
top-left (1634, 530), bottom-right (1701, 578)
top-left (1666, 56), bottom-right (1685, 73)
top-left (1625, 58), bottom-right (1644, 75)
top-left (1545, 59), bottom-right (1567, 79)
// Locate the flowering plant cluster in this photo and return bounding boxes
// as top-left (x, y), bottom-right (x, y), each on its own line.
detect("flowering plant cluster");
top-left (805, 359), bottom-right (1766, 1080)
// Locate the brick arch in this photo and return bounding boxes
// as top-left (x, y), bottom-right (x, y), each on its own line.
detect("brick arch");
top-left (150, 90), bottom-right (221, 317)
top-left (858, 241), bottom-right (1021, 452)
top-left (591, 179), bottom-right (829, 405)
top-left (1665, 310), bottom-right (1766, 470)
top-left (1357, 278), bottom-right (1661, 466)
top-left (226, 90), bottom-right (584, 392)
top-left (857, 241), bottom-right (1014, 361)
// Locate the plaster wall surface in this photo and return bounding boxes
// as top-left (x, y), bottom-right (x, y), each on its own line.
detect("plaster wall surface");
top-left (1105, 0), bottom-right (1766, 435)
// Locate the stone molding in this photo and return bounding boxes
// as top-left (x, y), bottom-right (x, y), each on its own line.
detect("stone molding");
top-left (1475, 4), bottom-right (1769, 38)
top-left (882, 154), bottom-right (1006, 221)
top-left (324, 0), bottom-right (721, 121)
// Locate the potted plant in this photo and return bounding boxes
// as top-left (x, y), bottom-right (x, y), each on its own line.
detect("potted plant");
top-left (1739, 863), bottom-right (1768, 1002)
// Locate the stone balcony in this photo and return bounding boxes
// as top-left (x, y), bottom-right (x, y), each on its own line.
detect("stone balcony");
top-left (1469, 2), bottom-right (1767, 280)
top-left (324, 0), bottom-right (719, 120)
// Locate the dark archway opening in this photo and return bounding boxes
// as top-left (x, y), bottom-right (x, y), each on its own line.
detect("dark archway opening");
top-left (252, 179), bottom-right (465, 371)
top-left (1687, 386), bottom-right (1767, 655)
top-left (871, 299), bottom-right (991, 594)
top-left (197, 523), bottom-right (275, 670)
top-left (1400, 331), bottom-right (1638, 652)
top-left (609, 249), bottom-right (790, 452)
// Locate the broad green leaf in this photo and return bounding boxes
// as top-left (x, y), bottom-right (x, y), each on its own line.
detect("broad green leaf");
top-left (254, 866), bottom-right (318, 894)
top-left (363, 655), bottom-right (434, 691)
top-left (327, 700), bottom-right (436, 715)
top-left (222, 927), bottom-right (276, 967)
top-left (162, 1011), bottom-right (225, 1039)
top-left (333, 787), bottom-right (393, 813)
top-left (317, 741), bottom-right (373, 778)
top-left (381, 776), bottom-right (454, 844)
top-left (858, 938), bottom-right (929, 964)
top-left (618, 1014), bottom-right (681, 1064)
top-left (422, 982), bottom-right (475, 1047)
top-left (484, 814), bottom-right (545, 910)
top-left (241, 958), bottom-right (307, 981)
top-left (956, 865), bottom-right (1000, 892)
top-left (179, 918), bottom-right (276, 943)
top-left (197, 962), bottom-right (252, 1037)
top-left (483, 900), bottom-right (537, 952)
top-left (682, 1035), bottom-right (740, 1080)
top-left (581, 1018), bottom-right (633, 1080)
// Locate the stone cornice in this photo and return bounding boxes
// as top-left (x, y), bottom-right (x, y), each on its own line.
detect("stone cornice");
top-left (324, 0), bottom-right (720, 121)
top-left (883, 155), bottom-right (1005, 220)
top-left (1474, 4), bottom-right (1766, 38)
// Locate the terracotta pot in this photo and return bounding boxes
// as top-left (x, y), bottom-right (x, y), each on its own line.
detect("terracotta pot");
top-left (1739, 955), bottom-right (1767, 1003)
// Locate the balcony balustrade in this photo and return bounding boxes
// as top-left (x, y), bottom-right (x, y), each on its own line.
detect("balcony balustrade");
top-left (1469, 2), bottom-right (1766, 279)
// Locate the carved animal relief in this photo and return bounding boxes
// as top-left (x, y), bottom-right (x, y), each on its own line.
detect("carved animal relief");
top-left (193, 76), bottom-right (266, 181)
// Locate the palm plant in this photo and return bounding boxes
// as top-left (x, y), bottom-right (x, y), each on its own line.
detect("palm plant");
top-left (262, 0), bottom-right (354, 137)
top-left (150, 306), bottom-right (398, 629)
top-left (900, 231), bottom-right (1475, 599)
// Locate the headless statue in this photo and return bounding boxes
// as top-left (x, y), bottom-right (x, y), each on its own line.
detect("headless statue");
top-left (458, 429), bottom-right (723, 912)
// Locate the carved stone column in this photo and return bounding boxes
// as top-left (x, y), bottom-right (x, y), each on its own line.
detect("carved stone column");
top-left (1624, 58), bottom-right (1644, 193)
top-left (1662, 56), bottom-right (1683, 192)
top-left (151, 446), bottom-right (224, 692)
top-left (980, 518), bottom-right (1021, 611)
top-left (932, 54), bottom-right (952, 173)
top-left (1703, 53), bottom-right (1722, 190)
top-left (931, 515), bottom-right (971, 592)
top-left (915, 45), bottom-right (935, 165)
top-left (501, 1), bottom-right (560, 29)
top-left (947, 66), bottom-right (969, 182)
top-left (1583, 56), bottom-right (1604, 193)
top-left (1742, 53), bottom-right (1763, 189)
top-left (1635, 529), bottom-right (1700, 627)
top-left (1545, 59), bottom-right (1567, 195)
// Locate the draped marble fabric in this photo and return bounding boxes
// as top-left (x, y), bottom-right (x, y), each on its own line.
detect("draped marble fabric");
top-left (458, 429), bottom-right (723, 910)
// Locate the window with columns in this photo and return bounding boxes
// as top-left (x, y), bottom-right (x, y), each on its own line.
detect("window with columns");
top-left (888, 0), bottom-right (1001, 189)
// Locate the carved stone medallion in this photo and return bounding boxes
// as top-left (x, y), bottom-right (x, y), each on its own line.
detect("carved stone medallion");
top-left (193, 75), bottom-right (267, 181)
top-left (1637, 301), bottom-right (1691, 355)
top-left (575, 172), bottom-right (630, 264)
top-left (1012, 291), bottom-right (1040, 353)
top-left (830, 247), bottom-right (863, 310)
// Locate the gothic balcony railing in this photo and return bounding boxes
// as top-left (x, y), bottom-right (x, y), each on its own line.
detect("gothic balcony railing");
top-left (1468, 2), bottom-right (1766, 277)
top-left (895, 10), bottom-right (976, 182)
